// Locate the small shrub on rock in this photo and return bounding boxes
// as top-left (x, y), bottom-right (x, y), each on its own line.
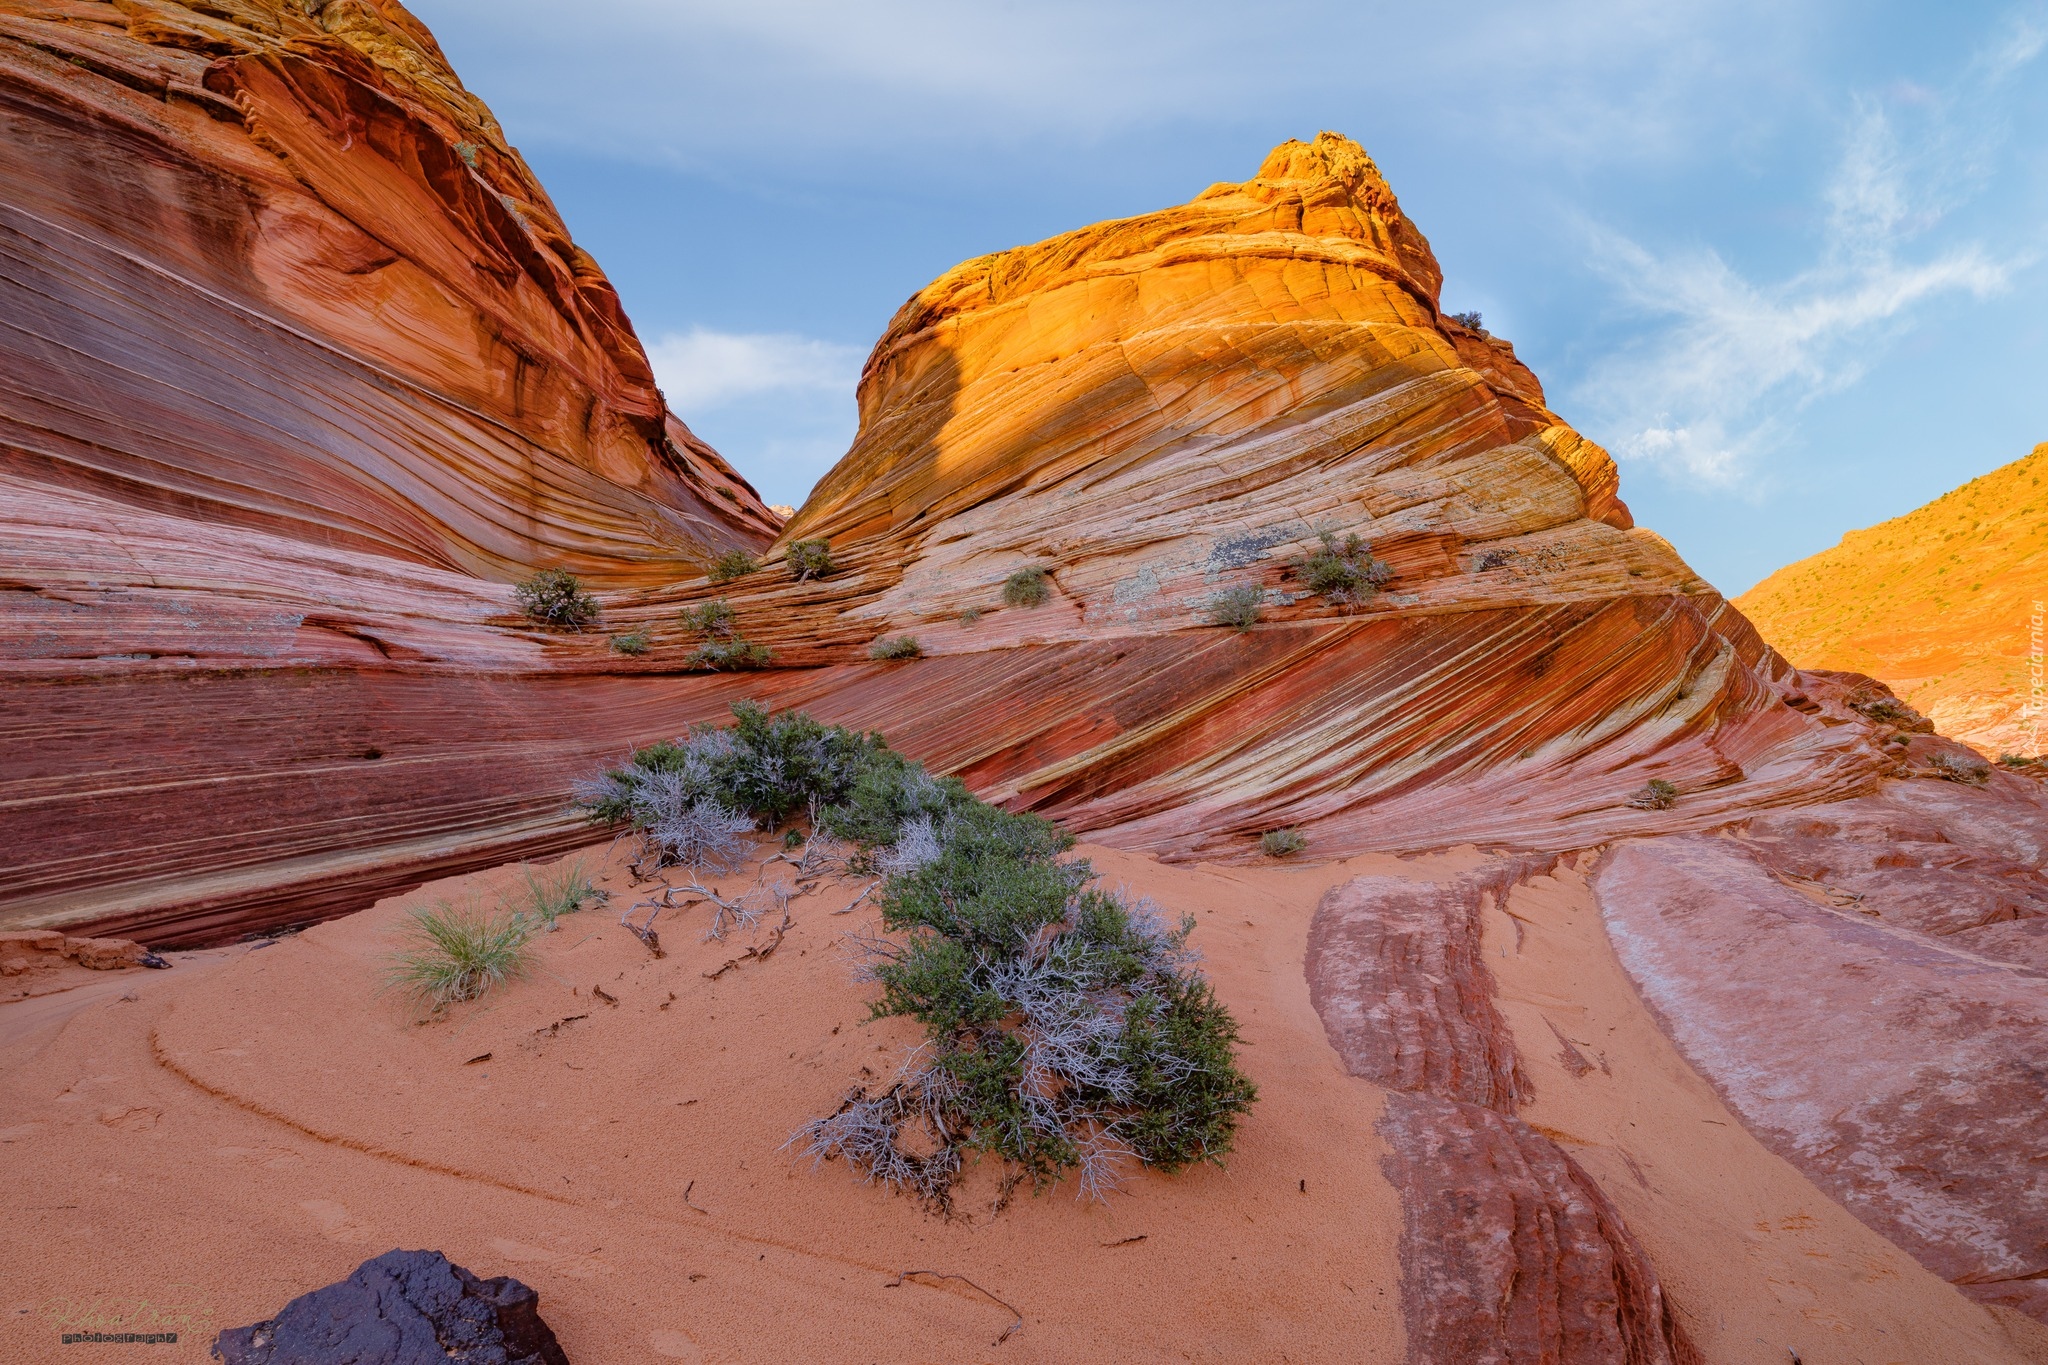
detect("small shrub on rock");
top-left (609, 629), bottom-right (650, 656)
top-left (386, 900), bottom-right (534, 1011)
top-left (1293, 530), bottom-right (1392, 605)
top-left (1850, 694), bottom-right (1931, 731)
top-left (687, 639), bottom-right (774, 671)
top-left (514, 568), bottom-right (599, 629)
top-left (1003, 567), bottom-right (1051, 608)
top-left (1448, 310), bottom-right (1485, 332)
top-left (709, 550), bottom-right (759, 583)
top-left (1930, 751), bottom-right (1992, 786)
top-left (1203, 585), bottom-right (1265, 631)
top-left (1260, 828), bottom-right (1308, 858)
top-left (788, 539), bottom-right (835, 581)
top-left (870, 635), bottom-right (923, 661)
top-left (680, 599), bottom-right (736, 637)
top-left (1626, 778), bottom-right (1679, 811)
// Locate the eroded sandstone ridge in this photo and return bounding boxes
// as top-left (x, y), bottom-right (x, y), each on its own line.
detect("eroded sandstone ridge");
top-left (0, 0), bottom-right (774, 583)
top-left (1739, 441), bottom-right (2048, 759)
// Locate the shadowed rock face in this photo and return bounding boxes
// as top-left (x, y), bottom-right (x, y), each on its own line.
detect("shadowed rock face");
top-left (0, 0), bottom-right (775, 582)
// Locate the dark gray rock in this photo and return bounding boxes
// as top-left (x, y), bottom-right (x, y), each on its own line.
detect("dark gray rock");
top-left (212, 1249), bottom-right (570, 1365)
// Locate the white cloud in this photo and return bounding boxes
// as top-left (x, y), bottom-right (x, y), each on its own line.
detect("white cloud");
top-left (1573, 54), bottom-right (2028, 489)
top-left (645, 327), bottom-right (862, 411)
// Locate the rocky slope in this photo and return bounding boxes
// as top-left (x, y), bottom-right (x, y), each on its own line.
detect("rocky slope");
top-left (4, 39), bottom-right (2045, 1349)
top-left (1738, 442), bottom-right (2048, 758)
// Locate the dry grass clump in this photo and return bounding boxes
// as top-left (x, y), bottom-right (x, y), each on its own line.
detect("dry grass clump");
top-left (869, 635), bottom-right (923, 661)
top-left (1260, 828), bottom-right (1308, 858)
top-left (513, 568), bottom-right (598, 629)
top-left (386, 900), bottom-right (534, 1011)
top-left (1203, 585), bottom-right (1264, 631)
top-left (1002, 567), bottom-right (1050, 608)
top-left (521, 859), bottom-right (607, 930)
top-left (1930, 750), bottom-right (1991, 785)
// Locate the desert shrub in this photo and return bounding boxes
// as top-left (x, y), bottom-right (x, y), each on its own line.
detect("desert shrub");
top-left (1292, 530), bottom-right (1392, 605)
top-left (709, 550), bottom-right (759, 583)
top-left (576, 704), bottom-right (1255, 1207)
top-left (513, 568), bottom-right (599, 629)
top-left (1930, 751), bottom-right (1992, 786)
top-left (1203, 585), bottom-right (1264, 631)
top-left (1449, 310), bottom-right (1485, 331)
top-left (793, 763), bottom-right (1253, 1209)
top-left (386, 900), bottom-right (534, 1011)
top-left (521, 860), bottom-right (607, 930)
top-left (959, 607), bottom-right (982, 625)
top-left (869, 635), bottom-right (923, 661)
top-left (788, 539), bottom-right (835, 581)
top-left (1850, 695), bottom-right (1928, 730)
top-left (1626, 778), bottom-right (1679, 811)
top-left (687, 639), bottom-right (774, 670)
top-left (1260, 828), bottom-right (1308, 858)
top-left (577, 700), bottom-right (896, 836)
top-left (609, 629), bottom-right (650, 656)
top-left (1474, 548), bottom-right (1516, 572)
top-left (681, 599), bottom-right (737, 637)
top-left (1002, 567), bottom-right (1050, 608)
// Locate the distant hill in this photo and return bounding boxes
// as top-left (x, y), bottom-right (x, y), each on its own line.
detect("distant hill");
top-left (1737, 443), bottom-right (2048, 757)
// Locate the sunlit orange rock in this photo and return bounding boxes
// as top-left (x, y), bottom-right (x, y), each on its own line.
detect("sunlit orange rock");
top-left (1739, 442), bottom-right (2048, 759)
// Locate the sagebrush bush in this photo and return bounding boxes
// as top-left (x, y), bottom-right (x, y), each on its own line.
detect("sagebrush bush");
top-left (1851, 695), bottom-right (1926, 729)
top-left (1203, 585), bottom-right (1264, 631)
top-left (514, 568), bottom-right (599, 629)
top-left (574, 703), bottom-right (1256, 1209)
top-left (680, 598), bottom-right (772, 670)
top-left (1260, 828), bottom-right (1308, 857)
top-left (869, 635), bottom-right (923, 661)
top-left (1002, 567), bottom-right (1050, 608)
top-left (788, 539), bottom-right (835, 581)
top-left (1293, 530), bottom-right (1392, 605)
top-left (386, 900), bottom-right (534, 1011)
top-left (709, 550), bottom-right (759, 583)
top-left (609, 629), bottom-right (650, 656)
top-left (1626, 778), bottom-right (1679, 811)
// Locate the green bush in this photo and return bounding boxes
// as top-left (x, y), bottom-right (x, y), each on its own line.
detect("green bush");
top-left (709, 550), bottom-right (759, 583)
top-left (1203, 585), bottom-right (1264, 631)
top-left (513, 568), bottom-right (599, 629)
top-left (386, 900), bottom-right (534, 1011)
top-left (788, 539), bottom-right (835, 581)
top-left (869, 635), bottom-right (923, 661)
top-left (1260, 828), bottom-right (1308, 857)
top-left (577, 704), bottom-right (1257, 1209)
top-left (1002, 567), bottom-right (1050, 608)
top-left (609, 629), bottom-right (650, 656)
top-left (1293, 530), bottom-right (1393, 605)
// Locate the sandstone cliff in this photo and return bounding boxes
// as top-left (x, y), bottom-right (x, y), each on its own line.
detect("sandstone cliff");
top-left (0, 0), bottom-right (776, 582)
top-left (1739, 442), bottom-right (2048, 758)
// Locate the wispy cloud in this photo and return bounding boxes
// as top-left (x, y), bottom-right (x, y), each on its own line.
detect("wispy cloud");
top-left (645, 327), bottom-right (862, 411)
top-left (1574, 23), bottom-right (2040, 489)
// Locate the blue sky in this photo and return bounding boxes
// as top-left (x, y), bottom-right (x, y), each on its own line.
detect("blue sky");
top-left (412, 1), bottom-right (2047, 594)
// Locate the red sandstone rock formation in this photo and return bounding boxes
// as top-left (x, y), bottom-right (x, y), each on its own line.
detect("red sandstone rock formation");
top-left (0, 0), bottom-right (774, 584)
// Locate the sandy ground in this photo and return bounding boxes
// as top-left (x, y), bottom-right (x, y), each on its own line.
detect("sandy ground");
top-left (2, 840), bottom-right (2041, 1364)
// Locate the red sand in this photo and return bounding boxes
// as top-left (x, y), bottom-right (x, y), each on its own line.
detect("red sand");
top-left (2, 841), bottom-right (2041, 1363)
